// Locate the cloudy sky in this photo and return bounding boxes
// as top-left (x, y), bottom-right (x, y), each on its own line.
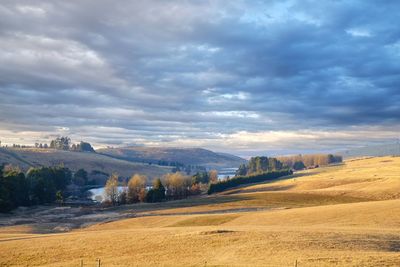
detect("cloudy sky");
top-left (0, 0), bottom-right (399, 156)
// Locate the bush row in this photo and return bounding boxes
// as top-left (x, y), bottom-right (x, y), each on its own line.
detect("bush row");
top-left (207, 169), bottom-right (292, 194)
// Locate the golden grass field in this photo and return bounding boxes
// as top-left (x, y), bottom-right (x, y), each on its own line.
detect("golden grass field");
top-left (0, 156), bottom-right (399, 266)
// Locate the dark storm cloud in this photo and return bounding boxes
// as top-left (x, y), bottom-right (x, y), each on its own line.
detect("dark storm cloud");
top-left (0, 0), bottom-right (399, 154)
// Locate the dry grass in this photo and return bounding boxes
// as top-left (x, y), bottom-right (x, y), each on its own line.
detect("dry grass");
top-left (0, 156), bottom-right (399, 266)
top-left (167, 214), bottom-right (240, 227)
top-left (227, 156), bottom-right (400, 200)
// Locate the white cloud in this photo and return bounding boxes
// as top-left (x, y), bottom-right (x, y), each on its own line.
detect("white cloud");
top-left (346, 28), bottom-right (372, 37)
top-left (207, 91), bottom-right (249, 103)
top-left (16, 5), bottom-right (46, 17)
top-left (201, 111), bottom-right (259, 119)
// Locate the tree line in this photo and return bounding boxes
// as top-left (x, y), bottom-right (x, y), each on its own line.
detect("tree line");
top-left (207, 156), bottom-right (292, 194)
top-left (0, 164), bottom-right (94, 212)
top-left (0, 161), bottom-right (220, 211)
top-left (0, 165), bottom-right (80, 212)
top-left (49, 137), bottom-right (95, 152)
top-left (1, 153), bottom-right (340, 211)
top-left (276, 154), bottom-right (342, 170)
top-left (207, 169), bottom-right (292, 194)
top-left (1, 137), bottom-right (95, 152)
top-left (103, 156), bottom-right (293, 200)
top-left (235, 156), bottom-right (284, 176)
top-left (103, 170), bottom-right (219, 205)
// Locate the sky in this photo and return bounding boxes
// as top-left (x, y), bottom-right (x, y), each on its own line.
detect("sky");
top-left (0, 0), bottom-right (399, 157)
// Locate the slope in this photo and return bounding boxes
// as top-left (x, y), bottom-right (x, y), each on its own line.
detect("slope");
top-left (0, 147), bottom-right (172, 182)
top-left (97, 146), bottom-right (247, 169)
top-left (339, 142), bottom-right (400, 158)
top-left (0, 156), bottom-right (399, 266)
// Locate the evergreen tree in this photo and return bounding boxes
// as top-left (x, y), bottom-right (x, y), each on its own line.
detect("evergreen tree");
top-left (192, 172), bottom-right (209, 184)
top-left (27, 167), bottom-right (57, 204)
top-left (236, 164), bottom-right (248, 176)
top-left (146, 178), bottom-right (165, 202)
top-left (73, 169), bottom-right (88, 186)
top-left (79, 141), bottom-right (95, 152)
top-left (208, 169), bottom-right (292, 194)
top-left (293, 161), bottom-right (306, 170)
top-left (26, 166), bottom-right (72, 205)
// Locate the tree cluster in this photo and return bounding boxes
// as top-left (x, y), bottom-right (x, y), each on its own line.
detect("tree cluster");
top-left (236, 156), bottom-right (284, 176)
top-left (192, 171), bottom-right (210, 184)
top-left (0, 166), bottom-right (29, 212)
top-left (208, 169), bottom-right (292, 194)
top-left (49, 137), bottom-right (95, 152)
top-left (277, 154), bottom-right (343, 170)
top-left (72, 169), bottom-right (89, 186)
top-left (34, 143), bottom-right (49, 148)
top-left (163, 172), bottom-right (192, 200)
top-left (103, 174), bottom-right (167, 205)
top-left (71, 141), bottom-right (95, 152)
top-left (103, 170), bottom-right (209, 206)
top-left (145, 178), bottom-right (166, 203)
top-left (50, 137), bottom-right (71, 150)
top-left (171, 164), bottom-right (207, 175)
top-left (11, 144), bottom-right (30, 148)
top-left (0, 165), bottom-right (73, 212)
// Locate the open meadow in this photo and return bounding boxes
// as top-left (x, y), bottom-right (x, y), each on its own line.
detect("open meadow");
top-left (0, 156), bottom-right (399, 266)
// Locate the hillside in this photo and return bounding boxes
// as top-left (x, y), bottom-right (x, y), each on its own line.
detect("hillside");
top-left (97, 146), bottom-right (247, 169)
top-left (0, 156), bottom-right (399, 266)
top-left (0, 147), bottom-right (171, 183)
top-left (339, 142), bottom-right (400, 158)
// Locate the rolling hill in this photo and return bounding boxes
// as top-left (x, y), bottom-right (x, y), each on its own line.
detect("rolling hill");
top-left (339, 142), bottom-right (400, 158)
top-left (97, 146), bottom-right (247, 169)
top-left (0, 156), bottom-right (399, 266)
top-left (0, 147), bottom-right (171, 183)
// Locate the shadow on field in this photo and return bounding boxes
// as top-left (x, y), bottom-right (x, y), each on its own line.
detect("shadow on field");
top-left (388, 241), bottom-right (400, 252)
top-left (219, 172), bottom-right (305, 195)
top-left (223, 184), bottom-right (296, 195)
top-left (111, 194), bottom-right (248, 214)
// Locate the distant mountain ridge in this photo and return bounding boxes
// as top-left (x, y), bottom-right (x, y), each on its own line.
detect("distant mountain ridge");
top-left (339, 143), bottom-right (400, 158)
top-left (97, 146), bottom-right (247, 169)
